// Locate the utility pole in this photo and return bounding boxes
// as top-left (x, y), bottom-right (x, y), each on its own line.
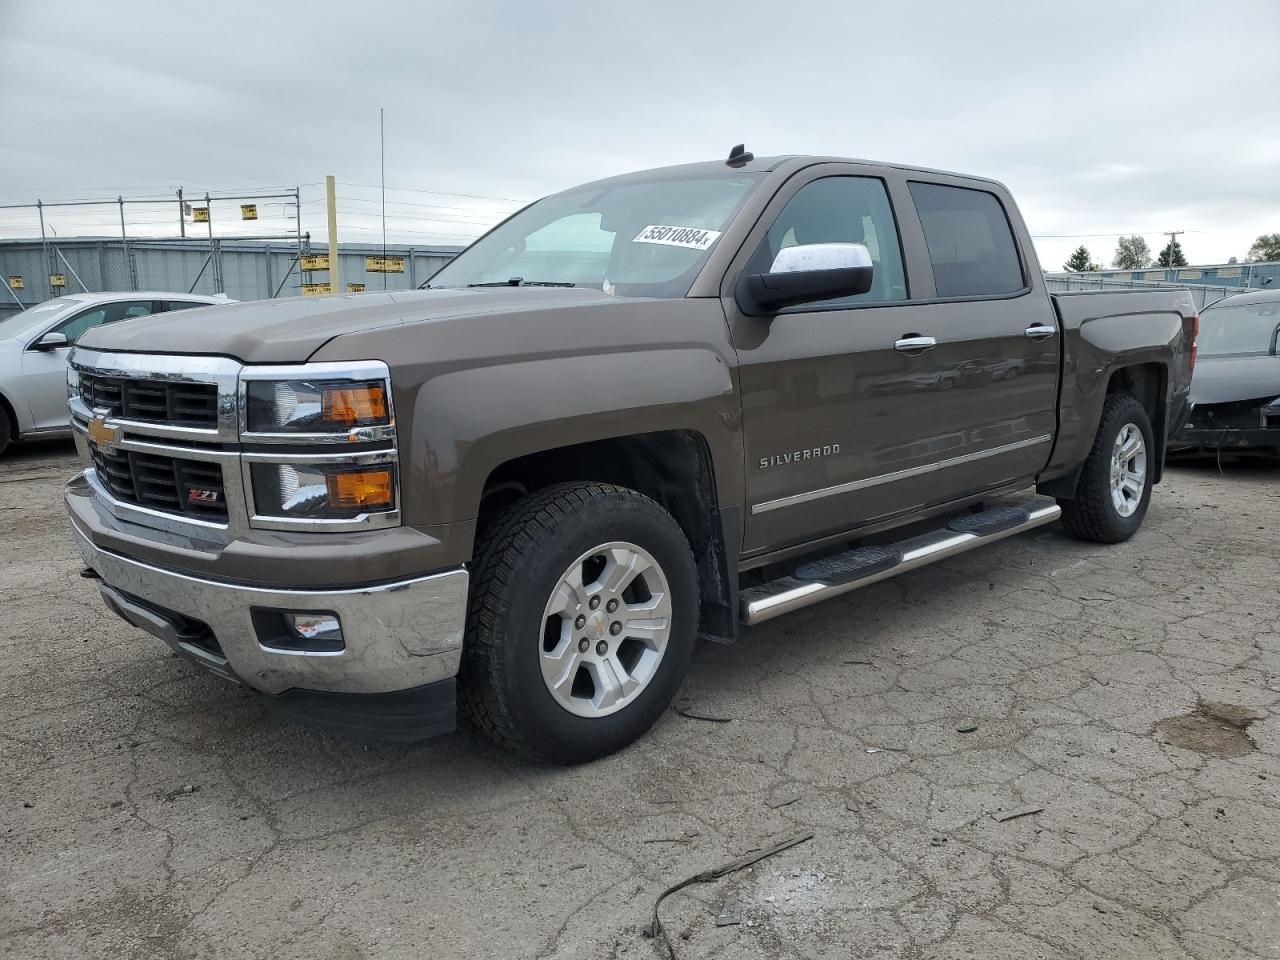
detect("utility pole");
top-left (178, 187), bottom-right (185, 238)
top-left (205, 192), bottom-right (218, 293)
top-left (325, 175), bottom-right (341, 293)
top-left (380, 107), bottom-right (387, 292)
top-left (120, 196), bottom-right (137, 290)
top-left (1162, 230), bottom-right (1183, 270)
top-left (37, 199), bottom-right (51, 293)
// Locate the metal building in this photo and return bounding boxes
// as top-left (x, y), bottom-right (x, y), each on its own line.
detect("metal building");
top-left (0, 238), bottom-right (462, 319)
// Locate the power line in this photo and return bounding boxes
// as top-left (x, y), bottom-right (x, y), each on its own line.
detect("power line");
top-left (337, 181), bottom-right (528, 204)
top-left (1031, 230), bottom-right (1212, 239)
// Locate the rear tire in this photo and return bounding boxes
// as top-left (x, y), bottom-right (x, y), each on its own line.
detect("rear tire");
top-left (1059, 393), bottom-right (1154, 543)
top-left (0, 409), bottom-right (11, 459)
top-left (460, 482), bottom-right (698, 763)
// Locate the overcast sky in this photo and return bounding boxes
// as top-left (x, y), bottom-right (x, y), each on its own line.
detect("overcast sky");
top-left (2, 0), bottom-right (1277, 270)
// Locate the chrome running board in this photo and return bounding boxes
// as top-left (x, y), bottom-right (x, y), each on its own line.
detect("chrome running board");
top-left (740, 501), bottom-right (1062, 625)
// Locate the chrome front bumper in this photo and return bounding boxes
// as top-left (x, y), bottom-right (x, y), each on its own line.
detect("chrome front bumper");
top-left (74, 527), bottom-right (469, 696)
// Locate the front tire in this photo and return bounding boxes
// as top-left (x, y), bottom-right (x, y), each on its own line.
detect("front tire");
top-left (1059, 393), bottom-right (1155, 543)
top-left (0, 411), bottom-right (11, 458)
top-left (460, 482), bottom-right (698, 763)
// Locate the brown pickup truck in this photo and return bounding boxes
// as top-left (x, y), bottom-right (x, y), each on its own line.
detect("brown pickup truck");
top-left (66, 149), bottom-right (1198, 762)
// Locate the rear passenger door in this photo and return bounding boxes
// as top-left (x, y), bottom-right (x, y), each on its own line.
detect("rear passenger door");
top-left (900, 179), bottom-right (1060, 503)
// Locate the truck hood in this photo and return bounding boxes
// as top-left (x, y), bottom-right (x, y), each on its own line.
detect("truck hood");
top-left (75, 288), bottom-right (625, 364)
top-left (1189, 354), bottom-right (1280, 406)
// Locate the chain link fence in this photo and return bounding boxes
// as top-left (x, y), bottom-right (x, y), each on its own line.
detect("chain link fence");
top-left (0, 190), bottom-right (307, 309)
top-left (0, 238), bottom-right (461, 320)
top-left (1044, 273), bottom-right (1250, 311)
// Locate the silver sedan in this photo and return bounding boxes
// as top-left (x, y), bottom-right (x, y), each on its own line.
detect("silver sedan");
top-left (0, 291), bottom-right (233, 456)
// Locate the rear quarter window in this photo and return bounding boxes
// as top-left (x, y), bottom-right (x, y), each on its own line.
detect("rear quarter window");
top-left (908, 182), bottom-right (1025, 298)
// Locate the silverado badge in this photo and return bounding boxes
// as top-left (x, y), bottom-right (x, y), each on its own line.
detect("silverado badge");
top-left (87, 410), bottom-right (121, 453)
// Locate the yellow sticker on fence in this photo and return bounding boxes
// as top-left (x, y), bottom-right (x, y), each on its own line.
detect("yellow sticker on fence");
top-left (301, 255), bottom-right (330, 271)
top-left (240, 204), bottom-right (258, 220)
top-left (365, 256), bottom-right (404, 273)
top-left (7, 276), bottom-right (22, 290)
top-left (49, 274), bottom-right (66, 288)
top-left (301, 282), bottom-right (332, 296)
top-left (193, 207), bottom-right (210, 223)
top-left (346, 282), bottom-right (365, 293)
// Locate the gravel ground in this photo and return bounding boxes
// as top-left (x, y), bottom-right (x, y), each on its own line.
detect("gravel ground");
top-left (3, 439), bottom-right (1279, 960)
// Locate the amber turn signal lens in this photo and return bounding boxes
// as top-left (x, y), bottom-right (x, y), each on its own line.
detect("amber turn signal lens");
top-left (326, 469), bottom-right (394, 509)
top-left (322, 384), bottom-right (387, 425)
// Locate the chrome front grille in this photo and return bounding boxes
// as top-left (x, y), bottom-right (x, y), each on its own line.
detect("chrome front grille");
top-left (79, 373), bottom-right (219, 428)
top-left (89, 446), bottom-right (229, 522)
top-left (68, 349), bottom-right (399, 540)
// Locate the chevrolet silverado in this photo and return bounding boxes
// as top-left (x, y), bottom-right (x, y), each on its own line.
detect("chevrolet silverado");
top-left (66, 149), bottom-right (1198, 762)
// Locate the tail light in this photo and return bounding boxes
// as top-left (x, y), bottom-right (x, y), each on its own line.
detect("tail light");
top-left (1189, 314), bottom-right (1199, 372)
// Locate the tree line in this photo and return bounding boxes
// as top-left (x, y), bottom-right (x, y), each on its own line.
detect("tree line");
top-left (1062, 233), bottom-right (1280, 272)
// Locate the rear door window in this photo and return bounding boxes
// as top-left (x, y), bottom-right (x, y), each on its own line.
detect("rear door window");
top-left (908, 182), bottom-right (1024, 298)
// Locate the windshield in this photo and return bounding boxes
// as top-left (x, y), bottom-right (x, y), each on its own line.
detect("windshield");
top-left (1198, 298), bottom-right (1280, 357)
top-left (426, 174), bottom-right (762, 298)
top-left (0, 297), bottom-right (76, 341)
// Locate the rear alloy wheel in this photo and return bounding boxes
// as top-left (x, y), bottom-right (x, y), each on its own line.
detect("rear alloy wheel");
top-left (1059, 393), bottom-right (1155, 543)
top-left (1108, 422), bottom-right (1148, 519)
top-left (461, 482), bottom-right (697, 763)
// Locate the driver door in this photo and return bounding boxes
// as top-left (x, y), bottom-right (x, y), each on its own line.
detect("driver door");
top-left (724, 168), bottom-right (963, 554)
top-left (21, 299), bottom-right (157, 429)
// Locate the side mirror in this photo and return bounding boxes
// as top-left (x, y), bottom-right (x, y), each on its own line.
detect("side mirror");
top-left (33, 331), bottom-right (69, 351)
top-left (738, 242), bottom-right (874, 314)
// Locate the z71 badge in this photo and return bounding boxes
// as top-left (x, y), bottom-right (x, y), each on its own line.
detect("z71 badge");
top-left (759, 444), bottom-right (841, 469)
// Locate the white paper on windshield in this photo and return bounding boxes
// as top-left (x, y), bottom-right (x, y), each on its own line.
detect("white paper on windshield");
top-left (633, 225), bottom-right (722, 251)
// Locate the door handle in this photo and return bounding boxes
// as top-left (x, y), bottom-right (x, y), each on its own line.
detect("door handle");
top-left (894, 335), bottom-right (937, 352)
top-left (1025, 324), bottom-right (1056, 341)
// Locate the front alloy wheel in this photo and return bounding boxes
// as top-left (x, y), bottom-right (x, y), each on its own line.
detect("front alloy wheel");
top-left (540, 543), bottom-right (672, 718)
top-left (461, 482), bottom-right (698, 763)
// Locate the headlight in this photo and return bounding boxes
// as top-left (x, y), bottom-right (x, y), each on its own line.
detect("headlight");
top-left (239, 362), bottom-right (399, 531)
top-left (66, 362), bottom-right (80, 399)
top-left (249, 459), bottom-right (397, 520)
top-left (245, 379), bottom-right (390, 434)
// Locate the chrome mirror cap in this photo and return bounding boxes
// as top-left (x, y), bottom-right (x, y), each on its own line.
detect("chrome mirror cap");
top-left (770, 242), bottom-right (872, 275)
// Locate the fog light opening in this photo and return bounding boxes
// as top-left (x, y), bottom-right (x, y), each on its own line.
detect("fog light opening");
top-left (287, 612), bottom-right (343, 644)
top-left (253, 608), bottom-right (346, 654)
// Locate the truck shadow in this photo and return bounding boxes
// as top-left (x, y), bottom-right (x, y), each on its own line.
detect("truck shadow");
top-left (139, 523), bottom-right (1081, 822)
top-left (1, 436), bottom-right (78, 468)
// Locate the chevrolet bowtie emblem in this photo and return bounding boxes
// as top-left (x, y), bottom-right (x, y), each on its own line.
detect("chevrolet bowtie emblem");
top-left (87, 410), bottom-right (121, 452)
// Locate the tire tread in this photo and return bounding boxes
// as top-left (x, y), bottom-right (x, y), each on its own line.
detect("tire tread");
top-left (1059, 393), bottom-right (1152, 543)
top-left (460, 482), bottom-right (686, 761)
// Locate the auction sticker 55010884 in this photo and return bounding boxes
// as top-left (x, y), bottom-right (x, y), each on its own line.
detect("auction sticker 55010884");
top-left (633, 224), bottom-right (722, 251)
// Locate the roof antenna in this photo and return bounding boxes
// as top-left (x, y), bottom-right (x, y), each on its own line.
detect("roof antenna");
top-left (726, 143), bottom-right (753, 167)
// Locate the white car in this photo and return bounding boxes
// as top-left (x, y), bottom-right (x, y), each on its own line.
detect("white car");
top-left (0, 291), bottom-right (234, 456)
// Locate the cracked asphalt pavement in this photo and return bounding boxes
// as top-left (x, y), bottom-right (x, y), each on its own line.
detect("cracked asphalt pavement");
top-left (3, 440), bottom-right (1279, 959)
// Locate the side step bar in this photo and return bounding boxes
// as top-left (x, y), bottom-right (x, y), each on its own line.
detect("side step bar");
top-left (740, 502), bottom-right (1062, 625)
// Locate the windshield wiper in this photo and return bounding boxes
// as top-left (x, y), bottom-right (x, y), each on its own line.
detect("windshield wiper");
top-left (466, 277), bottom-right (576, 288)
